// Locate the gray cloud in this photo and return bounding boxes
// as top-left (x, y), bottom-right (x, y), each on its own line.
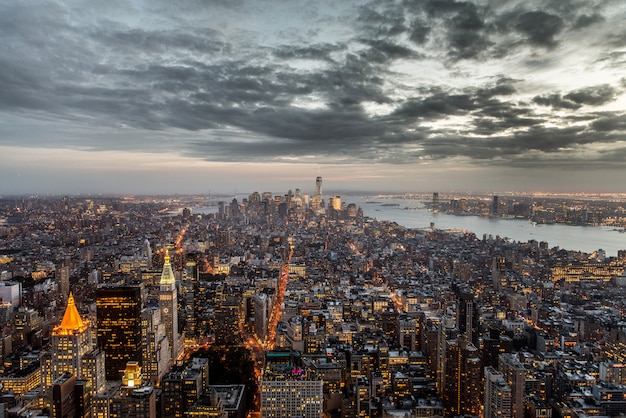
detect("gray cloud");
top-left (591, 114), bottom-right (626, 132)
top-left (533, 94), bottom-right (581, 110)
top-left (513, 11), bottom-right (564, 47)
top-left (572, 13), bottom-right (604, 29)
top-left (273, 43), bottom-right (344, 62)
top-left (356, 2), bottom-right (408, 38)
top-left (1, 0), bottom-right (625, 179)
top-left (533, 85), bottom-right (617, 110)
top-left (564, 85), bottom-right (617, 106)
top-left (408, 20), bottom-right (431, 44)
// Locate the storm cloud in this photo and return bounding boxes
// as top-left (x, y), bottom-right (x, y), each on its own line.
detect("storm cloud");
top-left (1, 0), bottom-right (626, 194)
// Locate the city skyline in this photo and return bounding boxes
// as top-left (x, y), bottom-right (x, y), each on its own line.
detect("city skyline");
top-left (1, 0), bottom-right (625, 195)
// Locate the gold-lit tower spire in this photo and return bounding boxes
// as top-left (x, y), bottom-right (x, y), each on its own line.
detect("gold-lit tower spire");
top-left (46, 292), bottom-right (100, 390)
top-left (56, 292), bottom-right (86, 334)
top-left (160, 249), bottom-right (179, 363)
top-left (160, 250), bottom-right (176, 285)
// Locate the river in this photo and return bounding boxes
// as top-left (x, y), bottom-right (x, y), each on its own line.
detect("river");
top-left (346, 196), bottom-right (626, 257)
top-left (189, 196), bottom-right (625, 257)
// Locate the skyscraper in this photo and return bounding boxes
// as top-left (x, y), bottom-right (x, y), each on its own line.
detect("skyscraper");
top-left (56, 260), bottom-right (70, 302)
top-left (51, 372), bottom-right (78, 418)
top-left (160, 357), bottom-right (210, 418)
top-left (442, 335), bottom-right (482, 417)
top-left (328, 196), bottom-right (342, 215)
top-left (160, 250), bottom-right (180, 363)
top-left (143, 239), bottom-right (153, 269)
top-left (43, 293), bottom-right (105, 398)
top-left (96, 285), bottom-right (143, 380)
top-left (49, 293), bottom-right (94, 384)
top-left (484, 366), bottom-right (512, 418)
top-left (499, 353), bottom-right (527, 418)
top-left (109, 362), bottom-right (156, 418)
top-left (457, 288), bottom-right (478, 345)
top-left (141, 307), bottom-right (171, 385)
top-left (254, 293), bottom-right (269, 342)
top-left (260, 379), bottom-right (323, 418)
top-left (311, 176), bottom-right (323, 211)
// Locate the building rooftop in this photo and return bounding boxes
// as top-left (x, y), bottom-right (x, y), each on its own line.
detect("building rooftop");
top-left (208, 384), bottom-right (245, 411)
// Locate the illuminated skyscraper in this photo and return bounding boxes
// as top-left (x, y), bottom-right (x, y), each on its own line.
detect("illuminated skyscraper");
top-left (43, 293), bottom-right (105, 398)
top-left (161, 357), bottom-right (210, 418)
top-left (484, 366), bottom-right (512, 418)
top-left (160, 250), bottom-right (180, 362)
top-left (96, 285), bottom-right (143, 380)
top-left (254, 293), bottom-right (269, 342)
top-left (442, 335), bottom-right (482, 416)
top-left (49, 293), bottom-right (94, 382)
top-left (141, 307), bottom-right (171, 385)
top-left (109, 362), bottom-right (156, 418)
top-left (260, 379), bottom-right (323, 418)
top-left (499, 353), bottom-right (527, 418)
top-left (311, 176), bottom-right (323, 211)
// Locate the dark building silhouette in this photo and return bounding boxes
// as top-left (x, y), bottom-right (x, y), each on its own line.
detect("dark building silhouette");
top-left (442, 335), bottom-right (482, 416)
top-left (96, 285), bottom-right (143, 380)
top-left (457, 288), bottom-right (479, 345)
top-left (52, 373), bottom-right (77, 418)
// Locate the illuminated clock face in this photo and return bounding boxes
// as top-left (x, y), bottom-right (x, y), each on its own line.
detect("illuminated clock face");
top-left (163, 307), bottom-right (169, 313)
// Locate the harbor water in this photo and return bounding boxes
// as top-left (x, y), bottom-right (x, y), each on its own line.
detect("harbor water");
top-left (348, 196), bottom-right (626, 257)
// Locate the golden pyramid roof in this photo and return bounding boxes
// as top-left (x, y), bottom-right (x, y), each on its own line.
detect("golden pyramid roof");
top-left (160, 249), bottom-right (175, 285)
top-left (55, 292), bottom-right (87, 335)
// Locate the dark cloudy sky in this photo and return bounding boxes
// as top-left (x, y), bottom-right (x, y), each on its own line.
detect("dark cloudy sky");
top-left (1, 0), bottom-right (625, 195)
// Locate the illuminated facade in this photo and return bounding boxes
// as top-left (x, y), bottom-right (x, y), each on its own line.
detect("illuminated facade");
top-left (96, 285), bottom-right (143, 380)
top-left (185, 393), bottom-right (227, 418)
top-left (484, 366), bottom-right (512, 418)
top-left (442, 335), bottom-right (482, 417)
top-left (48, 293), bottom-right (94, 385)
top-left (0, 366), bottom-right (41, 396)
top-left (81, 348), bottom-right (107, 396)
top-left (0, 281), bottom-right (21, 307)
top-left (109, 362), bottom-right (156, 418)
top-left (398, 315), bottom-right (417, 351)
top-left (260, 379), bottom-right (323, 418)
top-left (551, 261), bottom-right (624, 283)
top-left (328, 196), bottom-right (341, 211)
top-left (311, 176), bottom-right (323, 211)
top-left (141, 307), bottom-right (171, 385)
top-left (160, 357), bottom-right (210, 418)
top-left (600, 361), bottom-right (626, 385)
top-left (499, 353), bottom-right (527, 418)
top-left (160, 250), bottom-right (180, 362)
top-left (605, 341), bottom-right (626, 363)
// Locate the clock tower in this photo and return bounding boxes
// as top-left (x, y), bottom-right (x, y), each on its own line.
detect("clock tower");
top-left (160, 250), bottom-right (179, 363)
